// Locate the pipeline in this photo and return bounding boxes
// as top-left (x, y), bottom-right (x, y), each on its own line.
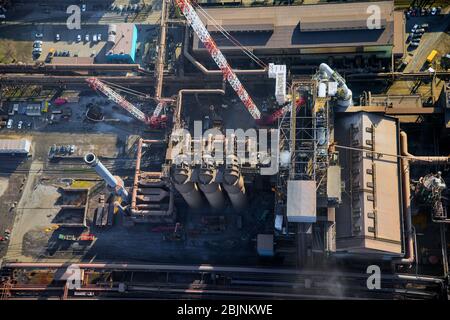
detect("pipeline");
top-left (0, 63), bottom-right (144, 73)
top-left (319, 63), bottom-right (352, 107)
top-left (183, 26), bottom-right (267, 76)
top-left (392, 131), bottom-right (450, 269)
top-left (155, 0), bottom-right (169, 99)
top-left (175, 88), bottom-right (225, 126)
top-left (399, 132), bottom-right (450, 164)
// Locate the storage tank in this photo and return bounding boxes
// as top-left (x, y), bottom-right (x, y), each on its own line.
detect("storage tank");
top-left (172, 161), bottom-right (202, 209)
top-left (108, 24), bottom-right (117, 35)
top-left (198, 155), bottom-right (225, 210)
top-left (223, 155), bottom-right (247, 210)
top-left (318, 82), bottom-right (327, 98)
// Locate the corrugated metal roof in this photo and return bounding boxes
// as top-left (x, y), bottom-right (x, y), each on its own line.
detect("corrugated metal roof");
top-left (300, 19), bottom-right (387, 31)
top-left (207, 23), bottom-right (274, 32)
top-left (0, 139), bottom-right (31, 153)
top-left (193, 1), bottom-right (396, 51)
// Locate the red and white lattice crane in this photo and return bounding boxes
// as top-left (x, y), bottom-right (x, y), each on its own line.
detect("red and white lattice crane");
top-left (257, 96), bottom-right (306, 126)
top-left (86, 77), bottom-right (169, 128)
top-left (174, 0), bottom-right (261, 120)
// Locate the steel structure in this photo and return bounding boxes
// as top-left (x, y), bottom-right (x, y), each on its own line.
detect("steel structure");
top-left (86, 77), bottom-right (167, 128)
top-left (174, 0), bottom-right (261, 119)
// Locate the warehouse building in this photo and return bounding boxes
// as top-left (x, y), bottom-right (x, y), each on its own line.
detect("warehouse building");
top-left (106, 23), bottom-right (138, 64)
top-left (192, 1), bottom-right (404, 64)
top-left (334, 112), bottom-right (402, 255)
top-left (0, 139), bottom-right (31, 155)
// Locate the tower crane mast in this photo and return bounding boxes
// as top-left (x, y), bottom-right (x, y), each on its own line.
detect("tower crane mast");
top-left (175, 0), bottom-right (261, 120)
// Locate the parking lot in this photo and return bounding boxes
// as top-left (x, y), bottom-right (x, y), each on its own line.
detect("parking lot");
top-left (33, 24), bottom-right (110, 62)
top-left (402, 9), bottom-right (450, 72)
top-left (0, 0), bottom-right (161, 65)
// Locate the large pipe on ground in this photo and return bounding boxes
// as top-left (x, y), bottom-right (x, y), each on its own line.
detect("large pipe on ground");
top-left (223, 155), bottom-right (247, 211)
top-left (198, 155), bottom-right (226, 210)
top-left (172, 162), bottom-right (203, 209)
top-left (84, 152), bottom-right (129, 200)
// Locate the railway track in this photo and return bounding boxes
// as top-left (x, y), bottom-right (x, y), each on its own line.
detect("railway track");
top-left (1, 262), bottom-right (446, 299)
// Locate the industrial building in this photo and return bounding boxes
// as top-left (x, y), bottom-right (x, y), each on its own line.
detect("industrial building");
top-left (0, 0), bottom-right (449, 301)
top-left (0, 139), bottom-right (31, 154)
top-left (106, 23), bottom-right (138, 64)
top-left (335, 112), bottom-right (402, 255)
top-left (191, 1), bottom-right (405, 64)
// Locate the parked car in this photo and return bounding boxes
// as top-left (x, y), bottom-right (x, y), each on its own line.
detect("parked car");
top-left (7, 119), bottom-right (13, 129)
top-left (35, 33), bottom-right (43, 38)
top-left (55, 33), bottom-right (60, 41)
top-left (431, 7), bottom-right (437, 15)
top-left (414, 28), bottom-right (425, 34)
top-left (17, 121), bottom-right (23, 129)
top-left (97, 33), bottom-right (102, 41)
top-left (406, 33), bottom-right (413, 43)
top-left (85, 34), bottom-right (89, 42)
top-left (411, 24), bottom-right (419, 33)
top-left (76, 34), bottom-right (81, 42)
top-left (93, 34), bottom-right (97, 42)
top-left (409, 41), bottom-right (420, 48)
top-left (32, 47), bottom-right (42, 53)
top-left (81, 4), bottom-right (86, 12)
top-left (33, 42), bottom-right (42, 48)
top-left (421, 23), bottom-right (429, 29)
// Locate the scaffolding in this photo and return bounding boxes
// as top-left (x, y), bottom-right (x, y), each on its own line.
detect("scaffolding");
top-left (274, 79), bottom-right (331, 266)
top-left (275, 79), bottom-right (331, 215)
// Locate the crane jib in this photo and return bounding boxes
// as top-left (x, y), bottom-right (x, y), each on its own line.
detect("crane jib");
top-left (175, 0), bottom-right (261, 120)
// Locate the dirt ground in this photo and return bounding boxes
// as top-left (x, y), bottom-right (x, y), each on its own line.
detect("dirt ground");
top-left (0, 40), bottom-right (33, 64)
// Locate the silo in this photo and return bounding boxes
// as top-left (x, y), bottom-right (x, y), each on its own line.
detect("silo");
top-left (172, 162), bottom-right (202, 209)
top-left (223, 155), bottom-right (247, 210)
top-left (198, 154), bottom-right (225, 210)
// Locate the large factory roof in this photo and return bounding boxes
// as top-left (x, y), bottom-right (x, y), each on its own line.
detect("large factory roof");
top-left (334, 112), bottom-right (402, 255)
top-left (193, 1), bottom-right (399, 53)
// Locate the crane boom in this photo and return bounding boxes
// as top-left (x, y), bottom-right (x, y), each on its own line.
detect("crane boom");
top-left (175, 0), bottom-right (261, 120)
top-left (86, 77), bottom-right (149, 124)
